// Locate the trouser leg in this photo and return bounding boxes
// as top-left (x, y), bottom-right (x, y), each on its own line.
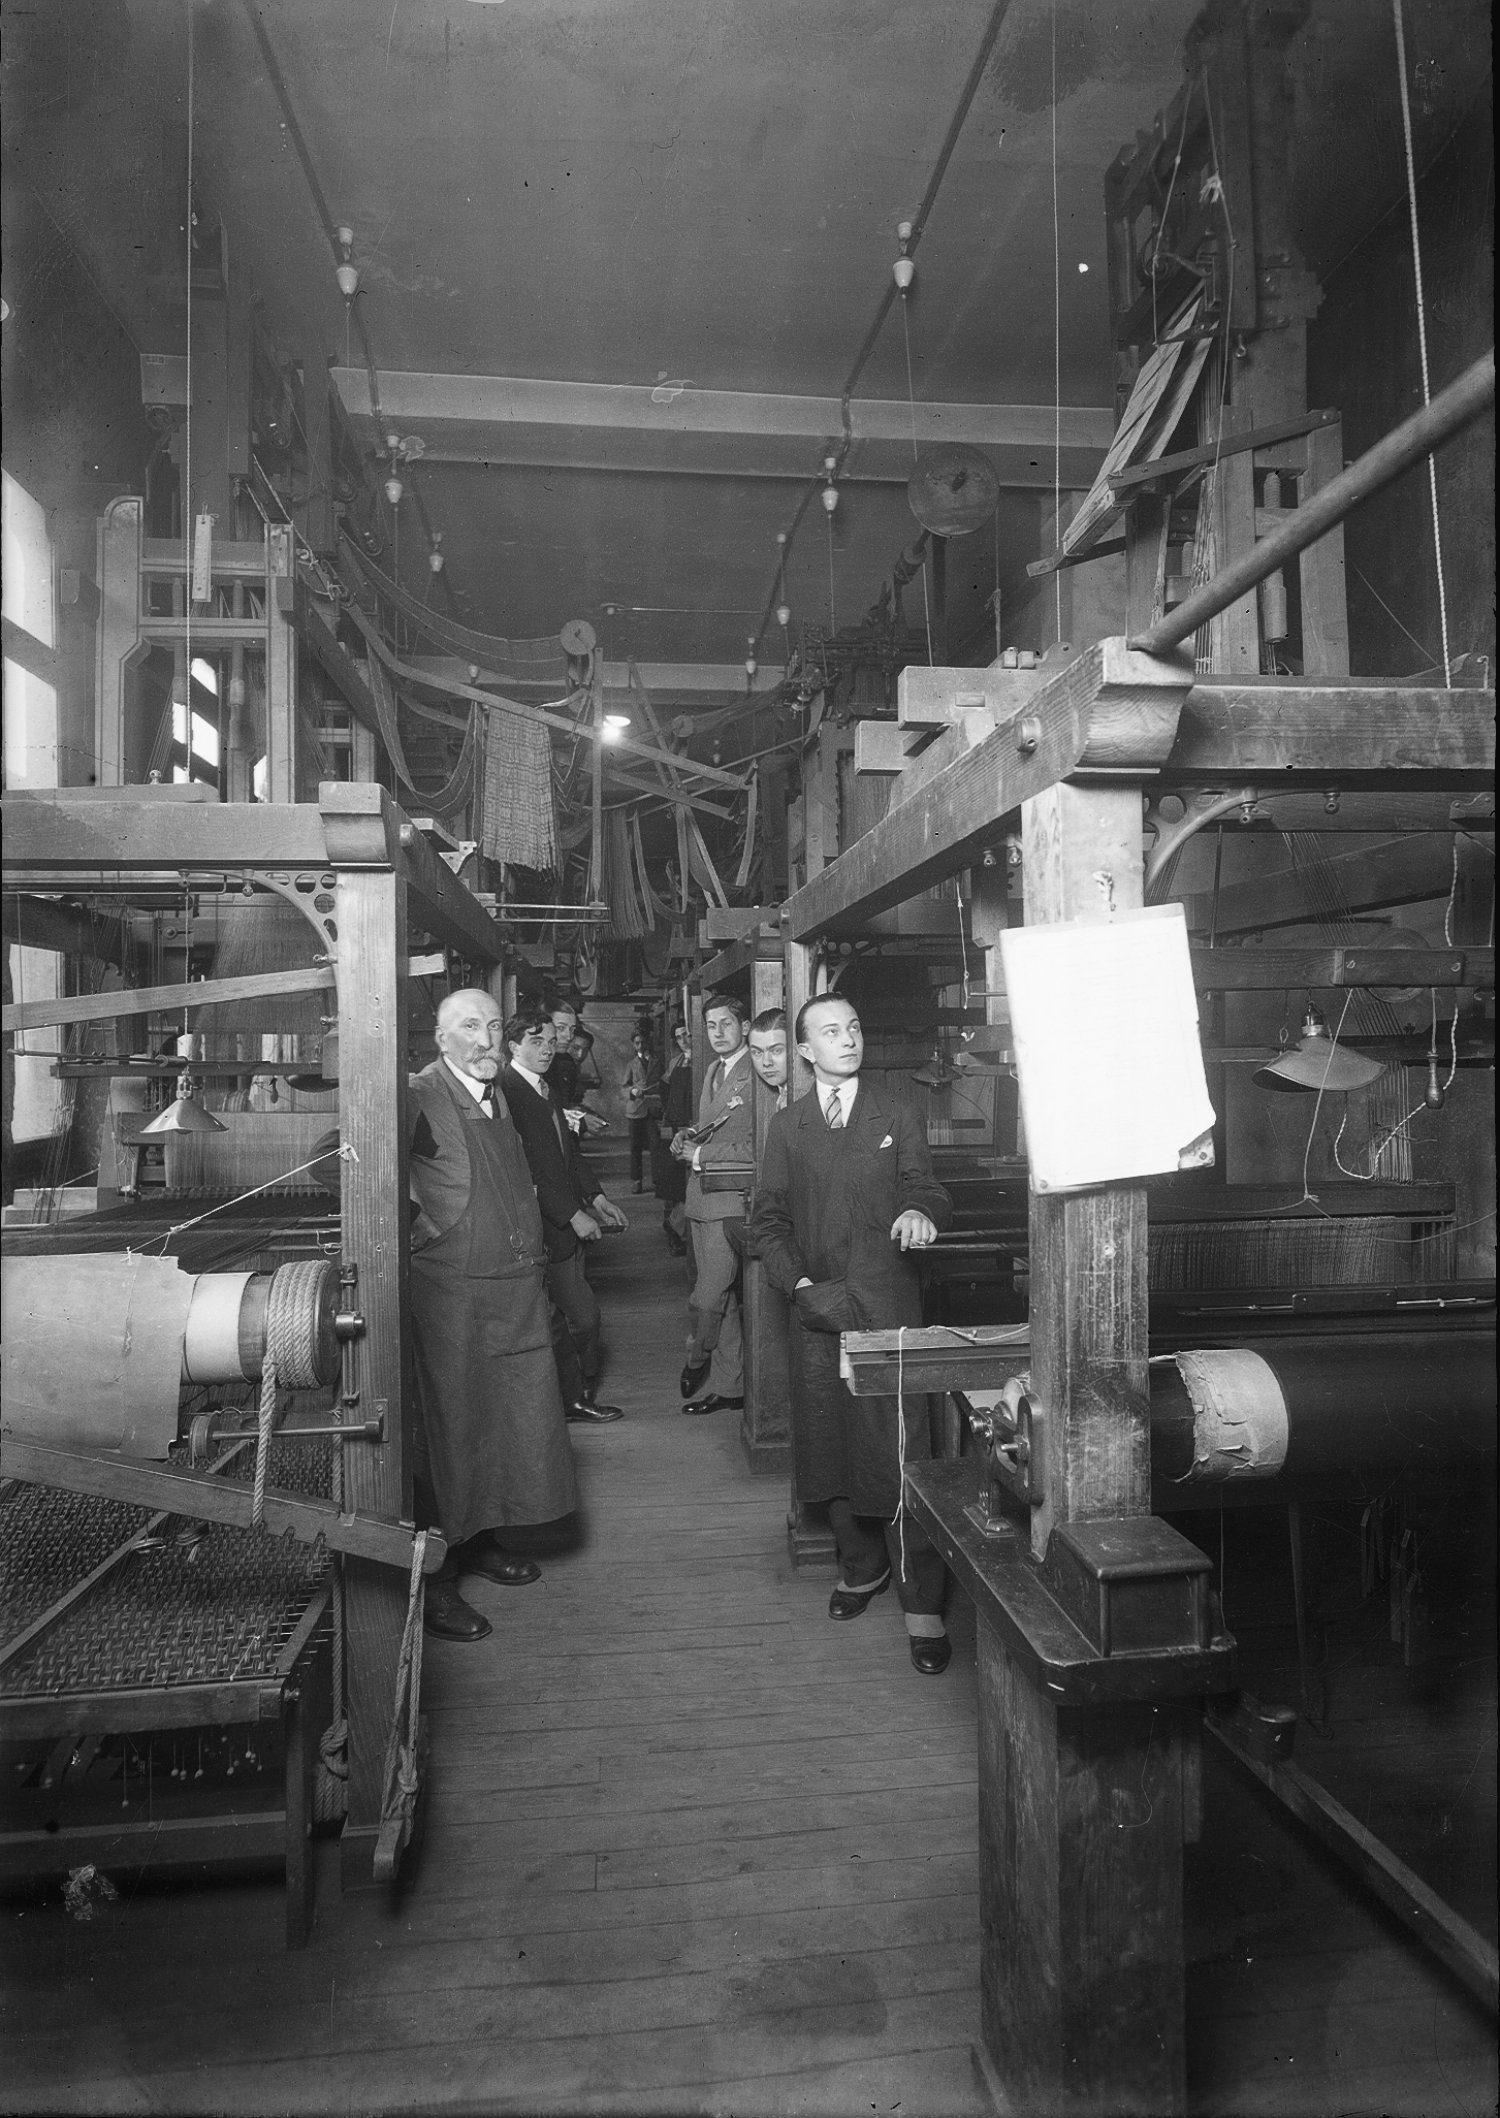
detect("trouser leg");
top-left (687, 1218), bottom-right (742, 1394)
top-left (548, 1249), bottom-right (601, 1398)
top-left (886, 1512), bottom-right (946, 1633)
top-left (827, 1497), bottom-right (890, 1590)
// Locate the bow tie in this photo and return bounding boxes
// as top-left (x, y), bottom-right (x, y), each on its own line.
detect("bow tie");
top-left (478, 1080), bottom-right (496, 1109)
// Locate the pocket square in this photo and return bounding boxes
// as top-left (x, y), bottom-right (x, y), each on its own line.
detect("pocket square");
top-left (878, 1134), bottom-right (894, 1149)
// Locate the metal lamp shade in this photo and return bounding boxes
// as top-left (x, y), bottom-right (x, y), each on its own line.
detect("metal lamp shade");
top-left (137, 1074), bottom-right (227, 1135)
top-left (1252, 1019), bottom-right (1386, 1095)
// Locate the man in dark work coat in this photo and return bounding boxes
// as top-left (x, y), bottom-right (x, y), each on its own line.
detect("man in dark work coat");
top-left (498, 1008), bottom-right (627, 1423)
top-left (409, 989), bottom-right (578, 1641)
top-left (747, 994), bottom-right (954, 1675)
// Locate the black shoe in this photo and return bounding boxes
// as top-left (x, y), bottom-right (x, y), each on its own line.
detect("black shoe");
top-left (680, 1354), bottom-right (712, 1400)
top-left (463, 1547), bottom-right (542, 1587)
top-left (829, 1570), bottom-right (891, 1620)
top-left (909, 1633), bottom-right (952, 1676)
top-left (423, 1580), bottom-right (492, 1640)
top-left (681, 1393), bottom-right (744, 1416)
top-left (566, 1399), bottom-right (624, 1422)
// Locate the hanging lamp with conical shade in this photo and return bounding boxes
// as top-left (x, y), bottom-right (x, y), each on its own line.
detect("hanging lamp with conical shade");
top-left (1251, 1007), bottom-right (1386, 1095)
top-left (137, 1072), bottom-right (226, 1135)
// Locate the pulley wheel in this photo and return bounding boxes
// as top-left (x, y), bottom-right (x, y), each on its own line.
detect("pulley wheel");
top-left (907, 445), bottom-right (1000, 538)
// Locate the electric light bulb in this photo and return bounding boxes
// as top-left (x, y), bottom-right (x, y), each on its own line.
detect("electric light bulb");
top-left (822, 482), bottom-right (839, 515)
top-left (384, 475), bottom-right (404, 506)
top-left (336, 264), bottom-right (359, 298)
top-left (775, 603), bottom-right (791, 628)
top-left (893, 256), bottom-right (915, 292)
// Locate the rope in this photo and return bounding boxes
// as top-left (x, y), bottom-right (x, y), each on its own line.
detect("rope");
top-left (250, 1356), bottom-right (277, 1530)
top-left (1392, 0), bottom-right (1452, 685)
top-left (315, 1430), bottom-right (349, 1822)
top-left (265, 1259), bottom-right (336, 1388)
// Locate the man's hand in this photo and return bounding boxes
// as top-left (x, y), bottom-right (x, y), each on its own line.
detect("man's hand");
top-left (592, 1194), bottom-right (628, 1233)
top-left (570, 1208), bottom-right (603, 1242)
top-left (891, 1209), bottom-right (938, 1250)
top-left (669, 1129), bottom-right (693, 1161)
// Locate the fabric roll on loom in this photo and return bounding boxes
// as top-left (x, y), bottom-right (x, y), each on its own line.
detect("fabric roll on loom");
top-left (1, 1254), bottom-right (340, 1459)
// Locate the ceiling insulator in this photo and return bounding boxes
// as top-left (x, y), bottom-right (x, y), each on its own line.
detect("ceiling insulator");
top-left (893, 218), bottom-right (915, 293)
top-left (335, 225), bottom-right (359, 300)
top-left (429, 530), bottom-right (445, 575)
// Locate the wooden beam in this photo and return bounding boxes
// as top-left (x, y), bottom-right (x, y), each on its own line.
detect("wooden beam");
top-left (853, 721), bottom-right (928, 774)
top-left (1, 795), bottom-right (330, 871)
top-left (782, 640), bottom-right (1192, 940)
top-left (1190, 945), bottom-right (1492, 990)
top-left (1182, 835), bottom-right (1463, 936)
top-left (1164, 683), bottom-right (1495, 788)
top-left (1206, 1711), bottom-right (1499, 2012)
top-left (2, 1439), bottom-right (443, 1574)
top-left (3, 964), bottom-right (335, 1035)
top-left (1106, 407), bottom-right (1340, 496)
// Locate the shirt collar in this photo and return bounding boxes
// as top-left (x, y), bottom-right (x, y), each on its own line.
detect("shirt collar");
top-left (442, 1057), bottom-right (491, 1105)
top-left (715, 1044), bottom-right (750, 1076)
top-left (510, 1058), bottom-right (550, 1095)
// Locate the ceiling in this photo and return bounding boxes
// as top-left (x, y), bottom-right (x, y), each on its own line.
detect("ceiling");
top-left (3, 0), bottom-right (1490, 713)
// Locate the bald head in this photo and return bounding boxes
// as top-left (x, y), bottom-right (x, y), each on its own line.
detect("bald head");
top-left (435, 988), bottom-right (503, 1081)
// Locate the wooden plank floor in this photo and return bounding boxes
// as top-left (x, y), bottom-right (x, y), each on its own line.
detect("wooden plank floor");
top-left (3, 1200), bottom-right (1496, 2114)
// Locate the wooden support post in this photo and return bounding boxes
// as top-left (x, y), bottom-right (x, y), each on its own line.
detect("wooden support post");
top-left (333, 860), bottom-right (413, 1890)
top-left (781, 936), bottom-right (836, 1566)
top-left (969, 773), bottom-right (1187, 2114)
top-left (979, 1638), bottom-right (1193, 2117)
top-left (299, 346), bottom-right (337, 556)
top-left (94, 498), bottom-right (145, 787)
top-left (739, 951), bottom-right (790, 1473)
top-left (264, 524), bottom-right (298, 804)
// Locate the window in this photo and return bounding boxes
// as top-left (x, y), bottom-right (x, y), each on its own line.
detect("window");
top-left (3, 468), bottom-right (63, 1142)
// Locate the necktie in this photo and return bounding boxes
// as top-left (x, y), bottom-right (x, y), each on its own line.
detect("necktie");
top-left (824, 1089), bottom-right (844, 1130)
top-left (478, 1081), bottom-right (496, 1116)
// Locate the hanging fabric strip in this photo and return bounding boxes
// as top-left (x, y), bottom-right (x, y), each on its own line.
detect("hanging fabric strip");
top-left (734, 770), bottom-right (760, 891)
top-left (686, 812), bottom-right (730, 909)
top-left (341, 533), bottom-right (569, 689)
top-left (674, 808), bottom-right (692, 915)
top-left (480, 702), bottom-right (558, 872)
top-left (630, 810), bottom-right (676, 922)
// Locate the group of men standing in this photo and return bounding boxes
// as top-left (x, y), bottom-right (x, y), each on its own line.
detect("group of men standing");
top-left (669, 990), bottom-right (955, 1677)
top-left (406, 982), bottom-right (954, 1676)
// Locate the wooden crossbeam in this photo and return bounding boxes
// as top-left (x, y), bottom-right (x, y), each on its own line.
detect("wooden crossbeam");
top-left (2, 964), bottom-right (335, 1035)
top-left (1189, 945), bottom-right (1493, 990)
top-left (782, 640), bottom-right (1192, 940)
top-left (1182, 836), bottom-right (1462, 936)
top-left (1165, 683), bottom-right (1495, 787)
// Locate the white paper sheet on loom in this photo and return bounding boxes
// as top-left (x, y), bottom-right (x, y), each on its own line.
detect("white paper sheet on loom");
top-left (999, 904), bottom-right (1216, 1193)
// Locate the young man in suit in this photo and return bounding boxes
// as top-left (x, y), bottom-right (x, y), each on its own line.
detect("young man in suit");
top-left (747, 994), bottom-right (955, 1675)
top-left (408, 989), bottom-right (579, 1641)
top-left (499, 1010), bottom-right (627, 1424)
top-left (673, 992), bottom-right (755, 1416)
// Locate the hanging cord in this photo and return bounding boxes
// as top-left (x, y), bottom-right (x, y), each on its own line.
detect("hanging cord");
top-left (316, 1436), bottom-right (349, 1817)
top-left (892, 1327), bottom-right (909, 1586)
top-left (1050, 0), bottom-right (1064, 644)
top-left (826, 507), bottom-right (837, 637)
top-left (1332, 987), bottom-right (1459, 1181)
top-left (900, 297), bottom-right (936, 666)
top-left (1392, 0), bottom-right (1452, 685)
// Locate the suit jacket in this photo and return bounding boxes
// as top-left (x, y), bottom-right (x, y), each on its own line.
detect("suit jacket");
top-left (498, 1062), bottom-right (598, 1263)
top-left (684, 1049), bottom-right (756, 1224)
top-left (747, 1074), bottom-right (950, 1328)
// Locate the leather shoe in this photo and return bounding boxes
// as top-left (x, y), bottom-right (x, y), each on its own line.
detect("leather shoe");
top-left (680, 1354), bottom-right (712, 1400)
top-left (828, 1570), bottom-right (891, 1619)
top-left (566, 1398), bottom-right (624, 1422)
top-left (463, 1547), bottom-right (541, 1587)
top-left (682, 1393), bottom-right (744, 1416)
top-left (909, 1633), bottom-right (953, 1676)
top-left (423, 1580), bottom-right (492, 1641)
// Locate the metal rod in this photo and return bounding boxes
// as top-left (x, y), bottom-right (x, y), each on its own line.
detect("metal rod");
top-left (1128, 349), bottom-right (1496, 658)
